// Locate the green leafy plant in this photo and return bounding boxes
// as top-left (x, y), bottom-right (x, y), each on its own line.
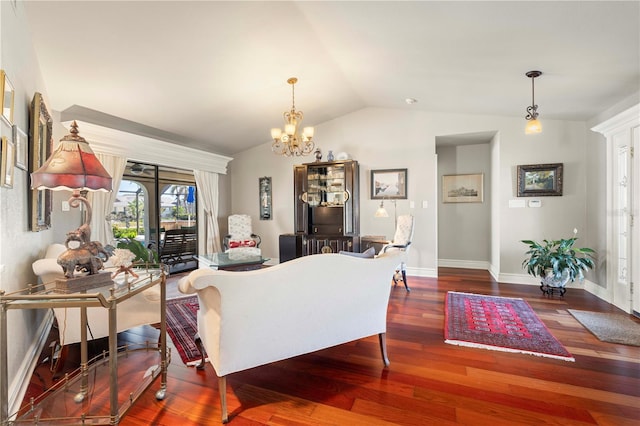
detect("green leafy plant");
top-left (521, 237), bottom-right (595, 283)
top-left (116, 238), bottom-right (159, 264)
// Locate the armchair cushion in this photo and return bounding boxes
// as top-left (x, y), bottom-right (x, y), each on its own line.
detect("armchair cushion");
top-left (228, 239), bottom-right (257, 248)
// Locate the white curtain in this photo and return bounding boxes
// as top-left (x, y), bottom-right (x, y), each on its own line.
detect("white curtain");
top-left (194, 170), bottom-right (222, 253)
top-left (89, 154), bottom-right (127, 245)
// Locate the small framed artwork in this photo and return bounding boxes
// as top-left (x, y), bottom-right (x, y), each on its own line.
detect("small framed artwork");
top-left (259, 176), bottom-right (272, 220)
top-left (0, 70), bottom-right (15, 124)
top-left (371, 168), bottom-right (407, 199)
top-left (13, 125), bottom-right (27, 170)
top-left (517, 163), bottom-right (563, 197)
top-left (442, 173), bottom-right (484, 203)
top-left (1, 136), bottom-right (15, 188)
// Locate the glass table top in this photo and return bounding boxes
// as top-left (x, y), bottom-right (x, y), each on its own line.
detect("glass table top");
top-left (197, 252), bottom-right (269, 267)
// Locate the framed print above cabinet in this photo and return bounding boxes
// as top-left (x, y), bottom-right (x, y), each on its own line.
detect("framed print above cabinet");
top-left (517, 163), bottom-right (563, 197)
top-left (29, 92), bottom-right (53, 231)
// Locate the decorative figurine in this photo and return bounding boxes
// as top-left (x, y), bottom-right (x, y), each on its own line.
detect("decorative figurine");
top-left (314, 148), bottom-right (322, 162)
top-left (327, 150), bottom-right (335, 162)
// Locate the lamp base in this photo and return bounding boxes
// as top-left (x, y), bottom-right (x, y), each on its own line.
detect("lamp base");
top-left (54, 271), bottom-right (114, 293)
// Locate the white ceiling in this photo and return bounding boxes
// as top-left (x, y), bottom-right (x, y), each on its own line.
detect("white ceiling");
top-left (24, 1), bottom-right (640, 156)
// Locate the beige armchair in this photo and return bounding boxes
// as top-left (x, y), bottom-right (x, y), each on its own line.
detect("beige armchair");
top-left (381, 214), bottom-right (414, 292)
top-left (32, 244), bottom-right (162, 346)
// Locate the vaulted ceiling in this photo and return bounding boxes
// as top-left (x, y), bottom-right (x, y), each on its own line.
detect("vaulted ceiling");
top-left (24, 1), bottom-right (640, 156)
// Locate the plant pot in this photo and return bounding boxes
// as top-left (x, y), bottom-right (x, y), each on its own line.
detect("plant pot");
top-left (540, 268), bottom-right (570, 296)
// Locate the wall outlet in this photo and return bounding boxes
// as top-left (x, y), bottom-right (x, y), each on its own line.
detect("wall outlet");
top-left (62, 201), bottom-right (70, 211)
top-left (409, 201), bottom-right (415, 209)
top-left (422, 200), bottom-right (428, 209)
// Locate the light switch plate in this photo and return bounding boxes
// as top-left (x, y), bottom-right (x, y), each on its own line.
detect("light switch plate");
top-left (62, 201), bottom-right (70, 211)
top-left (529, 199), bottom-right (542, 208)
top-left (509, 199), bottom-right (526, 208)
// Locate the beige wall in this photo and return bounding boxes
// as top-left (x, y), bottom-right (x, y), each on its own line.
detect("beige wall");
top-left (231, 107), bottom-right (592, 282)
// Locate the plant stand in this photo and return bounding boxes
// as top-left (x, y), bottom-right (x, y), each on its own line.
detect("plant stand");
top-left (540, 283), bottom-right (567, 297)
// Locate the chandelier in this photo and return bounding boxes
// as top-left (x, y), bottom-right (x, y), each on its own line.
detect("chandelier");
top-left (270, 77), bottom-right (315, 156)
top-left (525, 70), bottom-right (543, 134)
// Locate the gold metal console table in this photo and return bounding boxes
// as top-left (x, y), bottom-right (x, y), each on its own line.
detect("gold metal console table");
top-left (0, 268), bottom-right (169, 425)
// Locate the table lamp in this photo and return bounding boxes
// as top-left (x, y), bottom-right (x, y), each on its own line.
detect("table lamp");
top-left (31, 121), bottom-right (113, 291)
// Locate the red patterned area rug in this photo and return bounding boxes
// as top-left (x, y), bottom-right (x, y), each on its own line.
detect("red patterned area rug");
top-left (166, 296), bottom-right (203, 365)
top-left (444, 291), bottom-right (574, 361)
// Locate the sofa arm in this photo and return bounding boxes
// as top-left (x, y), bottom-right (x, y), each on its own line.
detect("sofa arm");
top-left (178, 268), bottom-right (217, 295)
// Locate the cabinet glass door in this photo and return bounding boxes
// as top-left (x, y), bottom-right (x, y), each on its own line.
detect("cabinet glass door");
top-left (307, 164), bottom-right (346, 207)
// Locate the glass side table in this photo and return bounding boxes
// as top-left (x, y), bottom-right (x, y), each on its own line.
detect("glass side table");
top-left (0, 267), bottom-right (169, 425)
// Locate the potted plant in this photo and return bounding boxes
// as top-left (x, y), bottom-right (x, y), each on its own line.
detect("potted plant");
top-left (521, 235), bottom-right (595, 296)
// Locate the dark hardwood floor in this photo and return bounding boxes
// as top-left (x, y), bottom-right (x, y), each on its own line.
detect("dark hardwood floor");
top-left (24, 268), bottom-right (640, 425)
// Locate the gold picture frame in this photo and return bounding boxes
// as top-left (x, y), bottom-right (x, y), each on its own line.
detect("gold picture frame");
top-left (517, 163), bottom-right (563, 197)
top-left (442, 173), bottom-right (484, 203)
top-left (1, 70), bottom-right (15, 124)
top-left (29, 92), bottom-right (53, 231)
top-left (1, 135), bottom-right (15, 188)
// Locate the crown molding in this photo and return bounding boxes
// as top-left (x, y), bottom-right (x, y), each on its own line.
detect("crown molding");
top-left (61, 120), bottom-right (232, 175)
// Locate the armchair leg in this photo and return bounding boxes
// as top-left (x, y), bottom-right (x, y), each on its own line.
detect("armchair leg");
top-left (219, 376), bottom-right (228, 423)
top-left (401, 268), bottom-right (410, 292)
top-left (378, 333), bottom-right (390, 366)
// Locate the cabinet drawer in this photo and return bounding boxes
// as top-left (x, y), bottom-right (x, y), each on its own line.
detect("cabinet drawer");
top-left (310, 224), bottom-right (343, 234)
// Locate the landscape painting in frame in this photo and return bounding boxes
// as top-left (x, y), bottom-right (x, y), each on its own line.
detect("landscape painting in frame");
top-left (371, 168), bottom-right (407, 199)
top-left (517, 163), bottom-right (563, 197)
top-left (442, 173), bottom-right (484, 203)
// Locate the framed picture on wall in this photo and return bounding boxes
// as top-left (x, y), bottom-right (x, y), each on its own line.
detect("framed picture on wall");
top-left (371, 168), bottom-right (407, 199)
top-left (13, 125), bottom-right (27, 170)
top-left (1, 136), bottom-right (15, 188)
top-left (29, 92), bottom-right (53, 231)
top-left (442, 173), bottom-right (484, 203)
top-left (0, 70), bottom-right (15, 124)
top-left (259, 176), bottom-right (272, 220)
top-left (517, 163), bottom-right (563, 197)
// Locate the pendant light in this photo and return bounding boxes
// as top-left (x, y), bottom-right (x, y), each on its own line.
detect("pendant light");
top-left (525, 70), bottom-right (542, 134)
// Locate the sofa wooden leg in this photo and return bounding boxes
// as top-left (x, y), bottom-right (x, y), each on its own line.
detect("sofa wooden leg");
top-left (378, 333), bottom-right (390, 366)
top-left (195, 334), bottom-right (206, 370)
top-left (219, 376), bottom-right (228, 423)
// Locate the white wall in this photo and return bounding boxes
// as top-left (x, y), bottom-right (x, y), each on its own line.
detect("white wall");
top-left (0, 0), bottom-right (59, 412)
top-left (231, 107), bottom-right (591, 282)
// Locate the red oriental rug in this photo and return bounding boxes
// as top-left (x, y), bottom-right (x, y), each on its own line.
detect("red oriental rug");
top-left (444, 291), bottom-right (574, 361)
top-left (166, 296), bottom-right (203, 365)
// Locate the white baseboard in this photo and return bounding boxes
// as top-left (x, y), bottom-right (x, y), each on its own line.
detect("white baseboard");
top-left (406, 266), bottom-right (437, 278)
top-left (8, 311), bottom-right (54, 418)
top-left (438, 259), bottom-right (491, 270)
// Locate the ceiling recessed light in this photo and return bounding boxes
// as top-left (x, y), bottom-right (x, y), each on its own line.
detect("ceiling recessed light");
top-left (405, 98), bottom-right (418, 105)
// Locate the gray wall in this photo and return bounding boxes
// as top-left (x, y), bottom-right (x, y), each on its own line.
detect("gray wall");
top-left (436, 143), bottom-right (491, 265)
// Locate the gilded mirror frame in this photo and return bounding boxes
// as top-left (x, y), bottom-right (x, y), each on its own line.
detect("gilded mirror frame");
top-left (29, 92), bottom-right (53, 231)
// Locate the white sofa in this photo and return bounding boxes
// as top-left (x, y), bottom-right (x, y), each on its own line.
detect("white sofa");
top-left (32, 244), bottom-right (162, 346)
top-left (178, 250), bottom-right (404, 423)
